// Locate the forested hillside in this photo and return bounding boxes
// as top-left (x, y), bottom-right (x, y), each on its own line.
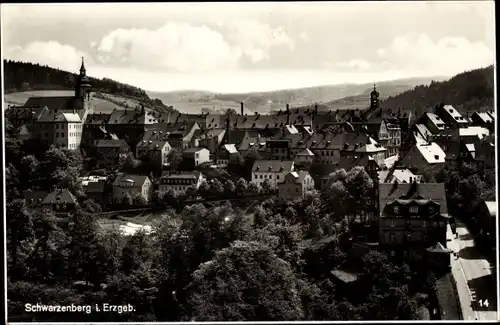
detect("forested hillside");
top-left (381, 65), bottom-right (494, 115)
top-left (3, 60), bottom-right (174, 112)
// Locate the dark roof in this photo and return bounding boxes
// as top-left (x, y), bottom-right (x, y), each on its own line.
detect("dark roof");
top-left (23, 189), bottom-right (49, 203)
top-left (113, 174), bottom-right (149, 187)
top-left (183, 147), bottom-right (208, 154)
top-left (136, 139), bottom-right (169, 150)
top-left (161, 171), bottom-right (202, 180)
top-left (108, 108), bottom-right (158, 125)
top-left (24, 96), bottom-right (81, 111)
top-left (252, 160), bottom-right (294, 173)
top-left (85, 181), bottom-right (106, 193)
top-left (96, 139), bottom-right (130, 148)
top-left (85, 113), bottom-right (111, 125)
top-left (378, 182), bottom-right (448, 215)
top-left (5, 105), bottom-right (47, 121)
top-left (42, 189), bottom-right (78, 205)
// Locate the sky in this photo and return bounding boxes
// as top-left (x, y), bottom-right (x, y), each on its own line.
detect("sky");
top-left (1, 1), bottom-right (495, 93)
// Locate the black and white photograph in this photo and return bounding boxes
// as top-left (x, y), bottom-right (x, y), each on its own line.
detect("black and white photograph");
top-left (2, 1), bottom-right (498, 322)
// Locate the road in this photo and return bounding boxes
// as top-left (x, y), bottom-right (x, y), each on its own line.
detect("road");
top-left (447, 220), bottom-right (498, 321)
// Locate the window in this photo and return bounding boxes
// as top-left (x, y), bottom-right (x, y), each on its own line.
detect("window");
top-left (390, 220), bottom-right (396, 227)
top-left (423, 234), bottom-right (428, 242)
top-left (406, 233), bottom-right (411, 242)
top-left (389, 233), bottom-right (396, 242)
top-left (428, 206), bottom-right (434, 214)
top-left (423, 220), bottom-right (427, 227)
top-left (277, 175), bottom-right (280, 180)
top-left (409, 205), bottom-right (418, 213)
top-left (393, 206), bottom-right (399, 214)
top-left (260, 175), bottom-right (263, 179)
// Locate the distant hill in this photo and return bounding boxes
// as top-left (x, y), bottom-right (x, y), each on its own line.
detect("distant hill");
top-left (380, 65), bottom-right (494, 116)
top-left (3, 60), bottom-right (175, 112)
top-left (149, 76), bottom-right (443, 114)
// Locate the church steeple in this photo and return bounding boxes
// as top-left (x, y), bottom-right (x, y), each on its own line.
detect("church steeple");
top-left (80, 57), bottom-right (86, 76)
top-left (370, 82), bottom-right (380, 111)
top-left (75, 58), bottom-right (92, 104)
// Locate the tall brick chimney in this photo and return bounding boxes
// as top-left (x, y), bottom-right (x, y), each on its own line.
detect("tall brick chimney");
top-left (286, 104), bottom-right (290, 125)
top-left (240, 102), bottom-right (244, 116)
top-left (226, 116), bottom-right (230, 144)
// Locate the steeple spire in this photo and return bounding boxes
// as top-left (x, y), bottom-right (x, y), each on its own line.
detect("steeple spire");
top-left (80, 57), bottom-right (86, 75)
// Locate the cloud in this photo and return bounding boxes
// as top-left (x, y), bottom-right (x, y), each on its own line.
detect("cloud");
top-left (4, 41), bottom-right (92, 72)
top-left (96, 20), bottom-right (295, 72)
top-left (219, 19), bottom-right (295, 63)
top-left (336, 59), bottom-right (371, 71)
top-left (377, 34), bottom-right (494, 76)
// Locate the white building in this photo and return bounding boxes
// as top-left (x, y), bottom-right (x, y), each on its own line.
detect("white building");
top-left (182, 147), bottom-right (211, 167)
top-left (35, 111), bottom-right (84, 150)
top-left (251, 160), bottom-right (295, 189)
top-left (159, 171), bottom-right (205, 193)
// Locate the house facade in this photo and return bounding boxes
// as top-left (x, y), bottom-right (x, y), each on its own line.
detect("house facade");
top-left (182, 148), bottom-right (210, 168)
top-left (136, 139), bottom-right (172, 167)
top-left (96, 139), bottom-right (131, 161)
top-left (378, 182), bottom-right (450, 259)
top-left (278, 171), bottom-right (315, 199)
top-left (251, 160), bottom-right (294, 189)
top-left (158, 171), bottom-right (205, 193)
top-left (112, 174), bottom-right (153, 204)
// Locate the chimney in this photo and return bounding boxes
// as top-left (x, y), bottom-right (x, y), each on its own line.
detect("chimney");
top-left (226, 117), bottom-right (230, 144)
top-left (286, 104), bottom-right (290, 125)
top-left (240, 102), bottom-right (244, 116)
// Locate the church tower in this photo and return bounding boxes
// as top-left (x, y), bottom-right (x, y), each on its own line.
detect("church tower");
top-left (370, 83), bottom-right (380, 111)
top-left (75, 57), bottom-right (92, 110)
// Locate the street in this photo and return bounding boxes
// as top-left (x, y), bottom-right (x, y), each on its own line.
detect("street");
top-left (447, 220), bottom-right (498, 321)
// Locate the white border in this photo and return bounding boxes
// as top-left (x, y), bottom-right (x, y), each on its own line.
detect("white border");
top-left (1, 1), bottom-right (499, 324)
top-left (1, 3), bottom-right (8, 325)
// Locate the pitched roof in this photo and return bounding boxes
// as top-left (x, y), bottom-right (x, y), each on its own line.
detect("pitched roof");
top-left (426, 242), bottom-right (452, 254)
top-left (441, 105), bottom-right (464, 120)
top-left (108, 108), bottom-right (158, 125)
top-left (330, 269), bottom-right (359, 283)
top-left (415, 142), bottom-right (446, 164)
top-left (284, 170), bottom-right (311, 183)
top-left (378, 182), bottom-right (448, 215)
top-left (414, 124), bottom-right (432, 140)
top-left (42, 189), bottom-right (78, 205)
top-left (426, 113), bottom-right (447, 131)
top-left (484, 201), bottom-right (496, 218)
top-left (37, 111), bottom-right (82, 123)
top-left (459, 126), bottom-right (490, 140)
top-left (473, 112), bottom-right (494, 124)
top-left (296, 148), bottom-right (315, 156)
top-left (24, 96), bottom-right (80, 111)
top-left (96, 139), bottom-right (129, 148)
top-left (5, 105), bottom-right (48, 121)
top-left (161, 171), bottom-right (202, 180)
top-left (252, 160), bottom-right (294, 173)
top-left (113, 174), bottom-right (149, 187)
top-left (85, 113), bottom-right (111, 125)
top-left (378, 169), bottom-right (420, 184)
top-left (23, 189), bottom-right (49, 203)
top-left (136, 139), bottom-right (169, 150)
top-left (223, 144), bottom-right (238, 154)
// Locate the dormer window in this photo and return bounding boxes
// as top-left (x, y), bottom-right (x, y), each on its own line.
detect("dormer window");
top-left (409, 206), bottom-right (418, 214)
top-left (428, 206), bottom-right (434, 214)
top-left (393, 206), bottom-right (399, 214)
